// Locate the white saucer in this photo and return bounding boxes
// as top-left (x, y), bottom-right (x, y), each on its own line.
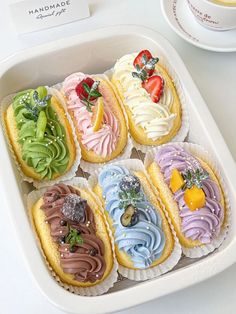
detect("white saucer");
top-left (161, 0), bottom-right (236, 52)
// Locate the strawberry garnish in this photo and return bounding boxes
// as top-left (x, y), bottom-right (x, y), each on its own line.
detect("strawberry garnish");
top-left (142, 75), bottom-right (164, 103)
top-left (75, 78), bottom-right (102, 112)
top-left (132, 50), bottom-right (164, 103)
top-left (76, 78), bottom-right (97, 101)
top-left (132, 50), bottom-right (159, 81)
top-left (133, 50), bottom-right (155, 76)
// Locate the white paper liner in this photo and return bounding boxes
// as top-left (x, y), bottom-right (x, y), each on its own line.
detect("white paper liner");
top-left (104, 52), bottom-right (190, 154)
top-left (0, 87), bottom-right (81, 189)
top-left (144, 142), bottom-right (231, 258)
top-left (52, 74), bottom-right (133, 174)
top-left (88, 158), bottom-right (182, 281)
top-left (26, 177), bottom-right (118, 296)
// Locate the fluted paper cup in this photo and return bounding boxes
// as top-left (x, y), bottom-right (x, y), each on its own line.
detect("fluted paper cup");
top-left (89, 158), bottom-right (182, 281)
top-left (26, 177), bottom-right (118, 296)
top-left (144, 142), bottom-right (231, 258)
top-left (0, 87), bottom-right (81, 189)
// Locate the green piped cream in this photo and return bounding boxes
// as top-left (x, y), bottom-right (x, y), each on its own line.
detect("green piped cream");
top-left (13, 87), bottom-right (69, 180)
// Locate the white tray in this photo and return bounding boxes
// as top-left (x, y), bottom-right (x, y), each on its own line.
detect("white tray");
top-left (0, 25), bottom-right (236, 314)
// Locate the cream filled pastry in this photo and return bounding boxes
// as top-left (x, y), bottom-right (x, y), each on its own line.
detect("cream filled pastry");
top-left (93, 163), bottom-right (175, 270)
top-left (112, 50), bottom-right (182, 146)
top-left (31, 183), bottom-right (114, 287)
top-left (147, 144), bottom-right (226, 250)
top-left (4, 86), bottom-right (76, 182)
top-left (62, 73), bottom-right (128, 163)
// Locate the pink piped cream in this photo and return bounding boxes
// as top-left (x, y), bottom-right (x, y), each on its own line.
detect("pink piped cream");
top-left (63, 73), bottom-right (120, 158)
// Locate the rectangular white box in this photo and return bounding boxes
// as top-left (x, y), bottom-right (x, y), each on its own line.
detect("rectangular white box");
top-left (0, 26), bottom-right (236, 313)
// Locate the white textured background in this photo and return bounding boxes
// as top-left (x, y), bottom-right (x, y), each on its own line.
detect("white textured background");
top-left (0, 1), bottom-right (236, 313)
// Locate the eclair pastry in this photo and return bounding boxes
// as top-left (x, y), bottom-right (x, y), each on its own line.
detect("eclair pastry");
top-left (62, 73), bottom-right (128, 163)
top-left (4, 86), bottom-right (76, 181)
top-left (112, 50), bottom-right (182, 146)
top-left (93, 163), bottom-right (174, 270)
top-left (31, 183), bottom-right (113, 287)
top-left (147, 144), bottom-right (226, 249)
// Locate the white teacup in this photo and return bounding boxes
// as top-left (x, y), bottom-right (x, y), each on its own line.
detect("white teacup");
top-left (187, 0), bottom-right (236, 31)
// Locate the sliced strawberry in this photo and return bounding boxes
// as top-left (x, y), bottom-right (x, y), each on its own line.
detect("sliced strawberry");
top-left (134, 50), bottom-right (152, 67)
top-left (133, 50), bottom-right (155, 76)
top-left (142, 75), bottom-right (164, 103)
top-left (75, 77), bottom-right (97, 101)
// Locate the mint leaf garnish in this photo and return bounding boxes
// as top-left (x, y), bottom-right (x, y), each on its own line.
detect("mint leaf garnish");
top-left (66, 227), bottom-right (83, 251)
top-left (82, 83), bottom-right (91, 94)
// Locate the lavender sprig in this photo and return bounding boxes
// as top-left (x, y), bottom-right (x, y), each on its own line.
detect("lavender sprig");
top-left (23, 89), bottom-right (51, 121)
top-left (33, 90), bottom-right (51, 107)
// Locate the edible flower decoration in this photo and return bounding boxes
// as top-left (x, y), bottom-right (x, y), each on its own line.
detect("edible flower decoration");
top-left (170, 168), bottom-right (209, 211)
top-left (119, 175), bottom-right (144, 208)
top-left (119, 175), bottom-right (144, 227)
top-left (132, 49), bottom-right (164, 103)
top-left (59, 193), bottom-right (87, 252)
top-left (23, 86), bottom-right (52, 121)
top-left (75, 77), bottom-right (102, 112)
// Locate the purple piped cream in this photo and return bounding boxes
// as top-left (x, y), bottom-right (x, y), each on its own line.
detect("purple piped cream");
top-left (155, 145), bottom-right (224, 244)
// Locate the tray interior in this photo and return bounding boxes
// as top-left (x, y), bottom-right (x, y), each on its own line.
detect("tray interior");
top-left (0, 30), bottom-right (235, 297)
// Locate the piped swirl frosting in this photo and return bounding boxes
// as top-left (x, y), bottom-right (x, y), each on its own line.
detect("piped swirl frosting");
top-left (63, 73), bottom-right (119, 157)
top-left (99, 165), bottom-right (165, 269)
top-left (41, 183), bottom-right (106, 283)
top-left (113, 53), bottom-right (176, 140)
top-left (155, 145), bottom-right (224, 243)
top-left (13, 88), bottom-right (69, 179)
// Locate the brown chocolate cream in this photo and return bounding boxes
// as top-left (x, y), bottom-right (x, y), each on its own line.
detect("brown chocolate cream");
top-left (41, 183), bottom-right (106, 283)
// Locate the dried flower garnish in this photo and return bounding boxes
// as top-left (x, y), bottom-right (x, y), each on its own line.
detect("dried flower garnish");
top-left (119, 188), bottom-right (145, 209)
top-left (182, 168), bottom-right (209, 191)
top-left (23, 87), bottom-right (51, 121)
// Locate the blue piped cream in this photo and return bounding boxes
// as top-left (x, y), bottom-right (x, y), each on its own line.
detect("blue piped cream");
top-left (98, 165), bottom-right (166, 269)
